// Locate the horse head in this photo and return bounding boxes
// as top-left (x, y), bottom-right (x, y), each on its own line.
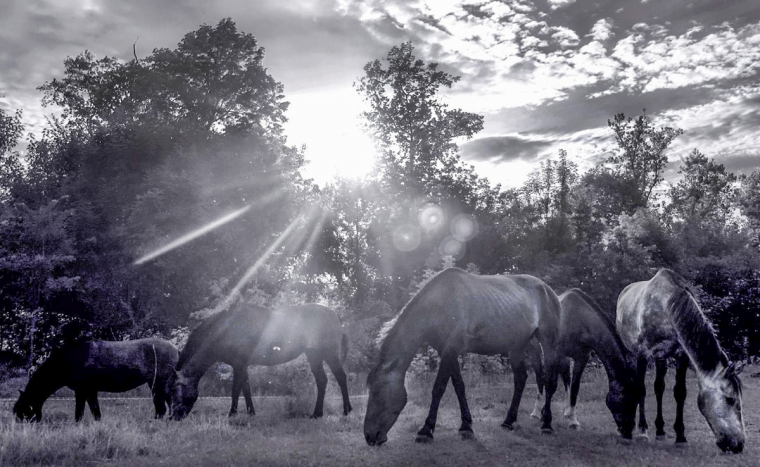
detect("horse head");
top-left (13, 389), bottom-right (41, 422)
top-left (697, 361), bottom-right (745, 453)
top-left (606, 372), bottom-right (638, 440)
top-left (364, 362), bottom-right (407, 446)
top-left (168, 369), bottom-right (198, 421)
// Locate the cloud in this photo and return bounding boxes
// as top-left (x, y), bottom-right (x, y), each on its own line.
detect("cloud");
top-left (460, 135), bottom-right (554, 164)
top-left (588, 18), bottom-right (614, 41)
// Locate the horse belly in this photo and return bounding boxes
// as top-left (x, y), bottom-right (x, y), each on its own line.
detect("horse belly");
top-left (76, 369), bottom-right (145, 393)
top-left (252, 345), bottom-right (305, 366)
top-left (465, 316), bottom-right (536, 356)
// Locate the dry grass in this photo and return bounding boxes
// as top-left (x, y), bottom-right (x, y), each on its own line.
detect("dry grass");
top-left (1, 366), bottom-right (759, 466)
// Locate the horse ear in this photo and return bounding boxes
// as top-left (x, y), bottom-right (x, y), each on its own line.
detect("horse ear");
top-left (734, 361), bottom-right (747, 375)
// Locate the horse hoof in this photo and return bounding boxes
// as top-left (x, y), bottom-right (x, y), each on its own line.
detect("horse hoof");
top-left (656, 434), bottom-right (667, 441)
top-left (635, 433), bottom-right (650, 443)
top-left (415, 434), bottom-right (434, 444)
top-left (541, 427), bottom-right (554, 435)
top-left (501, 422), bottom-right (515, 431)
top-left (530, 411), bottom-right (541, 420)
top-left (675, 440), bottom-right (688, 448)
top-left (568, 422), bottom-right (580, 430)
top-left (459, 430), bottom-right (475, 440)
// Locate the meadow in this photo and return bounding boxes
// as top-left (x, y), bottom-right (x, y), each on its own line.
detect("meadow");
top-left (1, 366), bottom-right (758, 467)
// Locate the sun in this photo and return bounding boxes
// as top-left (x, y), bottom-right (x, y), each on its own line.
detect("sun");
top-left (285, 88), bottom-right (378, 183)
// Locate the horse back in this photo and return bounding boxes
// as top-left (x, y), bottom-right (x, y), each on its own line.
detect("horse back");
top-left (252, 304), bottom-right (343, 365)
top-left (429, 271), bottom-right (559, 355)
top-left (616, 270), bottom-right (683, 358)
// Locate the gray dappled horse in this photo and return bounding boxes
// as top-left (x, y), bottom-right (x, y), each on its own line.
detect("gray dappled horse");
top-left (617, 268), bottom-right (745, 453)
top-left (13, 338), bottom-right (178, 422)
top-left (169, 303), bottom-right (351, 420)
top-left (364, 268), bottom-right (563, 446)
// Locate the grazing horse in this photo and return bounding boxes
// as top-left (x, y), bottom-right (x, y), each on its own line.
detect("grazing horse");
top-left (364, 268), bottom-right (562, 446)
top-left (13, 338), bottom-right (178, 422)
top-left (617, 268), bottom-right (745, 453)
top-left (531, 289), bottom-right (638, 437)
top-left (169, 303), bottom-right (351, 420)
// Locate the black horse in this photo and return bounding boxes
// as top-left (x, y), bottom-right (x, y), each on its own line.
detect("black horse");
top-left (13, 338), bottom-right (179, 422)
top-left (169, 303), bottom-right (351, 420)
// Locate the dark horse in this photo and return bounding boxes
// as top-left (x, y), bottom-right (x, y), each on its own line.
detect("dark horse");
top-left (617, 268), bottom-right (745, 453)
top-left (13, 338), bottom-right (179, 422)
top-left (169, 303), bottom-right (351, 420)
top-left (364, 268), bottom-right (563, 446)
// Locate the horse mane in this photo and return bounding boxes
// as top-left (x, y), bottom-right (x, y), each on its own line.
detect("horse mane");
top-left (668, 288), bottom-right (729, 374)
top-left (568, 288), bottom-right (631, 359)
top-left (176, 307), bottom-right (236, 370)
top-left (368, 268), bottom-right (465, 385)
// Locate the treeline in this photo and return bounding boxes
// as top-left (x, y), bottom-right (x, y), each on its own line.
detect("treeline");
top-left (1, 19), bottom-right (759, 371)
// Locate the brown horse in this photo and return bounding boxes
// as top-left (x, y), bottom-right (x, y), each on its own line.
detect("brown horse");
top-left (617, 268), bottom-right (745, 453)
top-left (364, 268), bottom-right (562, 445)
top-left (13, 338), bottom-right (178, 422)
top-left (169, 303), bottom-right (351, 420)
top-left (530, 289), bottom-right (638, 438)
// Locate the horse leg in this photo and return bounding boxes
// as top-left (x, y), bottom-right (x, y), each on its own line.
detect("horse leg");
top-left (566, 353), bottom-right (588, 430)
top-left (539, 342), bottom-right (561, 434)
top-left (449, 354), bottom-right (474, 439)
top-left (636, 354), bottom-right (649, 439)
top-left (673, 353), bottom-right (689, 444)
top-left (87, 393), bottom-right (101, 421)
top-left (75, 391), bottom-right (86, 422)
top-left (306, 352), bottom-right (327, 418)
top-left (239, 369), bottom-right (255, 416)
top-left (502, 352), bottom-right (528, 430)
top-left (153, 389), bottom-right (167, 419)
top-left (228, 366), bottom-right (243, 417)
top-left (527, 347), bottom-right (544, 420)
top-left (416, 352), bottom-right (453, 442)
top-left (654, 358), bottom-right (668, 439)
top-left (325, 355), bottom-right (352, 415)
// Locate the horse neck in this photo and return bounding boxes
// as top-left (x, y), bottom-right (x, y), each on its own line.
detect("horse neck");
top-left (177, 345), bottom-right (217, 383)
top-left (25, 356), bottom-right (66, 405)
top-left (593, 326), bottom-right (632, 385)
top-left (669, 289), bottom-right (727, 378)
top-left (377, 303), bottom-right (433, 378)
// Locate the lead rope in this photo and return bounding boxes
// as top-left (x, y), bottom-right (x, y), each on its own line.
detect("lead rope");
top-left (151, 344), bottom-right (158, 396)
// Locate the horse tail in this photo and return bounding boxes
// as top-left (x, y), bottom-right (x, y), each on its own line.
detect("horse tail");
top-left (340, 331), bottom-right (349, 365)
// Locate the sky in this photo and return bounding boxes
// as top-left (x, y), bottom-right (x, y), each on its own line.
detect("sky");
top-left (1, 0), bottom-right (759, 188)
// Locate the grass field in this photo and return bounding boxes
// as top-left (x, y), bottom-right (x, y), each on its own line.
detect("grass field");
top-left (1, 366), bottom-right (758, 466)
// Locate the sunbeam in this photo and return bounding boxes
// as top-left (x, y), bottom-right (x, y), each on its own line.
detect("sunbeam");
top-left (213, 207), bottom-right (322, 313)
top-left (133, 205), bottom-right (251, 265)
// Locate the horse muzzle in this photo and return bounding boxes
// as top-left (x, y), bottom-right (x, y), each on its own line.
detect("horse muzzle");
top-left (365, 431), bottom-right (387, 446)
top-left (717, 436), bottom-right (744, 454)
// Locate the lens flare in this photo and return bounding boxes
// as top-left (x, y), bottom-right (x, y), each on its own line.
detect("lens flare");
top-left (134, 206), bottom-right (251, 265)
top-left (392, 224), bottom-right (421, 252)
top-left (450, 214), bottom-right (479, 242)
top-left (418, 203), bottom-right (445, 232)
top-left (439, 236), bottom-right (465, 260)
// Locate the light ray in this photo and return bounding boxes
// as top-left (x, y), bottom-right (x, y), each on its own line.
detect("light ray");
top-left (134, 205), bottom-right (251, 265)
top-left (213, 208), bottom-right (320, 313)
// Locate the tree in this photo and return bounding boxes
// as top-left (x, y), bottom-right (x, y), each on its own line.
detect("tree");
top-left (356, 42), bottom-right (484, 199)
top-left (607, 110), bottom-right (683, 211)
top-left (668, 149), bottom-right (737, 223)
top-left (736, 171), bottom-right (760, 247)
top-left (39, 18), bottom-right (287, 139)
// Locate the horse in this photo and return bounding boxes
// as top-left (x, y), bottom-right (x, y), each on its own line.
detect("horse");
top-left (364, 268), bottom-right (563, 446)
top-left (13, 338), bottom-right (178, 422)
top-left (169, 303), bottom-right (351, 420)
top-left (617, 268), bottom-right (745, 453)
top-left (529, 289), bottom-right (638, 438)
